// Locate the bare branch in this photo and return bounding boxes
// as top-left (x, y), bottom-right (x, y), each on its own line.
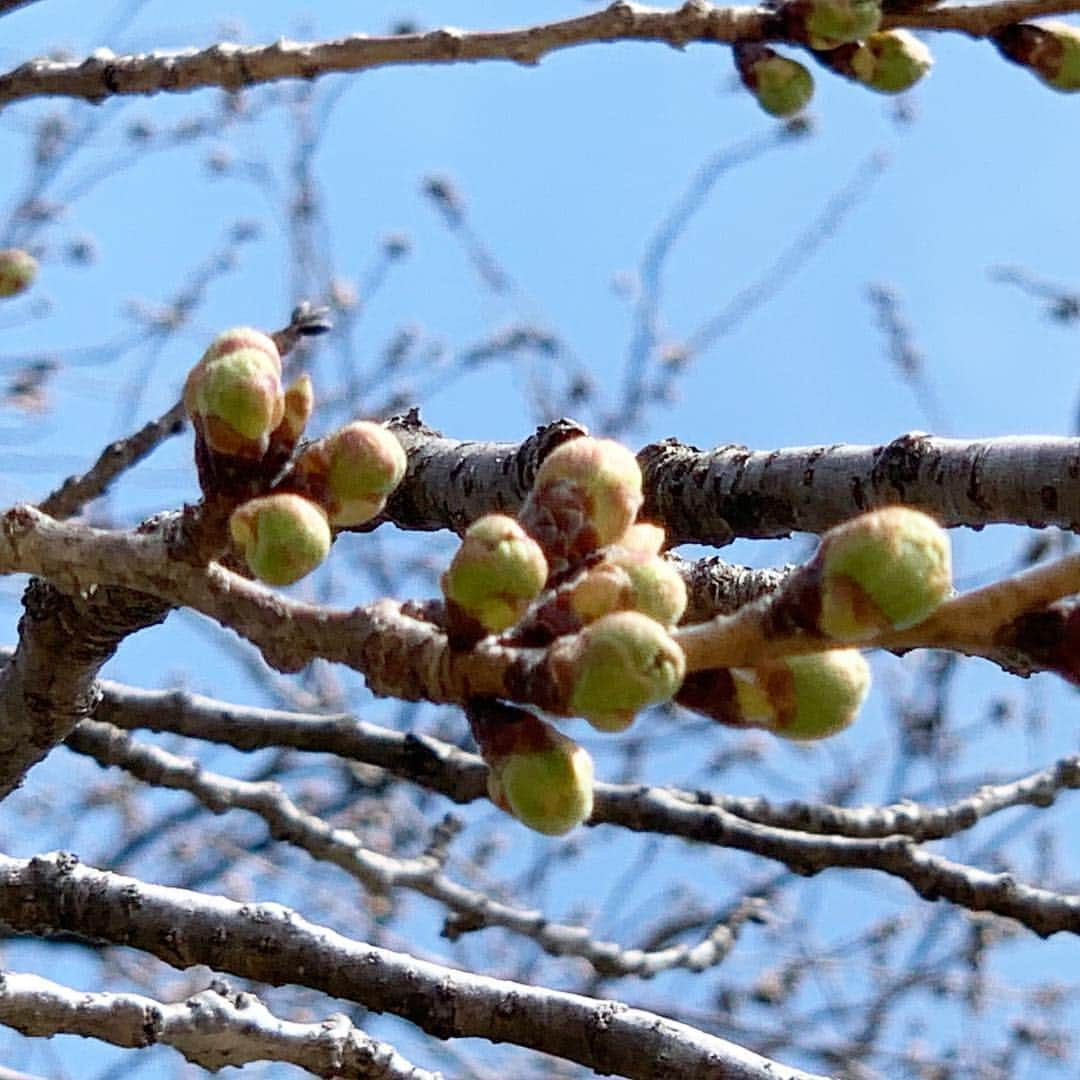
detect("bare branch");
top-left (3, 1), bottom-right (1079, 107)
top-left (0, 852), bottom-right (829, 1080)
top-left (0, 972), bottom-right (438, 1079)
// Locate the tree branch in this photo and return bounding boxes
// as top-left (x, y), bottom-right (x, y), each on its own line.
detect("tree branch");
top-left (0, 852), bottom-right (828, 1080)
top-left (3, 1), bottom-right (1079, 107)
top-left (0, 972), bottom-right (437, 1079)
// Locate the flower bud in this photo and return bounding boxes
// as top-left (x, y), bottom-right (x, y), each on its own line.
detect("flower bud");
top-left (485, 718), bottom-right (594, 836)
top-left (735, 45), bottom-right (815, 117)
top-left (229, 493), bottom-right (331, 586)
top-left (847, 31), bottom-right (933, 93)
top-left (678, 651), bottom-right (870, 740)
top-left (520, 437), bottom-right (643, 569)
top-left (992, 22), bottom-right (1080, 91)
top-left (296, 421), bottom-right (407, 527)
top-left (552, 611), bottom-right (685, 732)
top-left (0, 249), bottom-right (38, 298)
top-left (786, 0), bottom-right (882, 50)
top-left (183, 328), bottom-right (284, 459)
top-left (817, 507), bottom-right (952, 641)
top-left (279, 373), bottom-right (314, 443)
top-left (441, 514), bottom-right (549, 633)
top-left (569, 550), bottom-right (687, 628)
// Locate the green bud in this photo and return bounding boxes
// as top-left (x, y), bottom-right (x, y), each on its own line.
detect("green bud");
top-left (735, 45), bottom-right (815, 117)
top-left (570, 551), bottom-right (687, 628)
top-left (733, 651), bottom-right (871, 740)
top-left (0, 249), bottom-right (38, 298)
top-left (526, 437), bottom-right (643, 554)
top-left (489, 727), bottom-right (594, 836)
top-left (229, 493), bottom-right (331, 586)
top-left (800, 0), bottom-right (882, 50)
top-left (818, 507), bottom-right (952, 641)
top-left (553, 611), bottom-right (686, 732)
top-left (441, 514), bottom-right (549, 633)
top-left (848, 31), bottom-right (933, 93)
top-left (183, 328), bottom-right (284, 458)
top-left (296, 421), bottom-right (407, 527)
top-left (993, 22), bottom-right (1080, 91)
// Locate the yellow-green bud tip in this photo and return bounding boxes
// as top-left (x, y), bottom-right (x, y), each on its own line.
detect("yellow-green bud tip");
top-left (745, 53), bottom-right (815, 117)
top-left (804, 0), bottom-right (882, 49)
top-left (850, 31), bottom-right (933, 94)
top-left (0, 249), bottom-right (38, 298)
top-left (229, 493), bottom-right (331, 586)
top-left (558, 611), bottom-right (685, 732)
top-left (533, 437), bottom-right (644, 547)
top-left (994, 21), bottom-right (1080, 91)
top-left (441, 514), bottom-right (548, 633)
top-left (735, 650), bottom-right (870, 740)
top-left (818, 506), bottom-right (952, 642)
top-left (493, 737), bottom-right (595, 836)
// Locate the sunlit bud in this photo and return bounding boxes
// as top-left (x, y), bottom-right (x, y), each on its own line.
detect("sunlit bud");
top-left (183, 327), bottom-right (284, 459)
top-left (485, 717), bottom-right (594, 836)
top-left (229, 493), bottom-right (331, 586)
top-left (552, 611), bottom-right (685, 732)
top-left (569, 551), bottom-right (687, 628)
top-left (618, 523), bottom-right (666, 557)
top-left (850, 31), bottom-right (933, 93)
top-left (992, 22), bottom-right (1080, 91)
top-left (735, 44), bottom-right (815, 117)
top-left (817, 507), bottom-right (952, 641)
top-left (785, 0), bottom-right (882, 50)
top-left (520, 437), bottom-right (643, 569)
top-left (279, 373), bottom-right (314, 443)
top-left (0, 249), bottom-right (38, 298)
top-left (295, 420), bottom-right (407, 527)
top-left (678, 650), bottom-right (870, 740)
top-left (441, 514), bottom-right (549, 633)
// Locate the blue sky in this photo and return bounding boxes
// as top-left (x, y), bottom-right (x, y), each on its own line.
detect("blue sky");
top-left (1, 1), bottom-right (1078, 1077)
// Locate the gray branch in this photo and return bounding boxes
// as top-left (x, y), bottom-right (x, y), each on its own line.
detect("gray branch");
top-left (0, 971), bottom-right (438, 1079)
top-left (69, 719), bottom-right (763, 979)
top-left (0, 853), bottom-right (828, 1080)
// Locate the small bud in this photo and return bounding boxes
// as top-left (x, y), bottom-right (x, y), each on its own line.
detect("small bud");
top-left (993, 22), bottom-right (1080, 91)
top-left (229, 493), bottom-right (331, 586)
top-left (817, 507), bottom-right (952, 641)
top-left (552, 611), bottom-right (685, 732)
top-left (850, 31), bottom-right (933, 93)
top-left (441, 514), bottom-right (549, 633)
top-left (678, 651), bottom-right (870, 740)
top-left (0, 249), bottom-right (38, 298)
top-left (520, 437), bottom-right (643, 569)
top-left (618, 523), bottom-right (666, 557)
top-left (279, 373), bottom-right (314, 443)
top-left (485, 718), bottom-right (594, 836)
top-left (296, 421), bottom-right (407, 527)
top-left (735, 45), bottom-right (815, 117)
top-left (569, 550), bottom-right (687, 628)
top-left (183, 328), bottom-right (284, 459)
top-left (785, 0), bottom-right (882, 50)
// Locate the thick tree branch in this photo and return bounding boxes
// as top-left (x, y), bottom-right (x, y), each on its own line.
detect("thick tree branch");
top-left (0, 853), bottom-right (827, 1080)
top-left (0, 972), bottom-right (435, 1079)
top-left (3, 1), bottom-right (1079, 107)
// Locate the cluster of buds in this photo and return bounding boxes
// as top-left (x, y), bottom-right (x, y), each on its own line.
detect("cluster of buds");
top-left (816, 31), bottom-right (934, 94)
top-left (735, 44), bottom-right (815, 118)
top-left (0, 248), bottom-right (38, 299)
top-left (993, 22), bottom-right (1080, 92)
top-left (678, 507), bottom-right (952, 740)
top-left (182, 326), bottom-right (407, 588)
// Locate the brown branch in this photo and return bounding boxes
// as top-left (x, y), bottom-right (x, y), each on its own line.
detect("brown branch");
top-left (0, 852), bottom-right (828, 1080)
top-left (3, 1), bottom-right (1079, 107)
top-left (0, 972), bottom-right (435, 1079)
top-left (0, 0), bottom-right (41, 17)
